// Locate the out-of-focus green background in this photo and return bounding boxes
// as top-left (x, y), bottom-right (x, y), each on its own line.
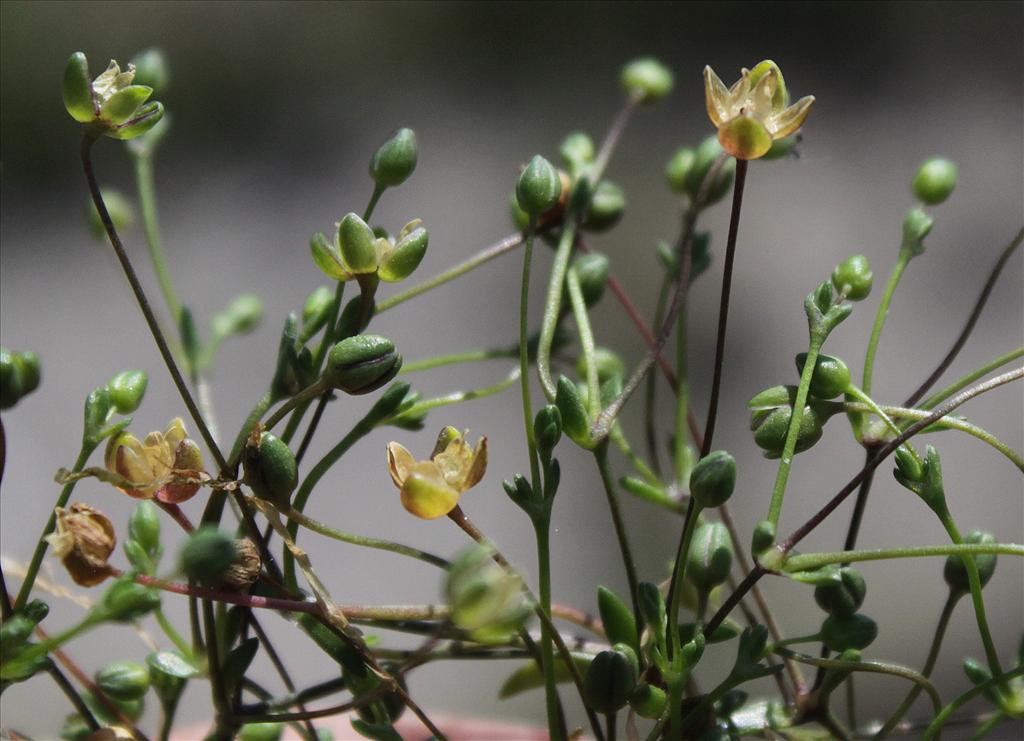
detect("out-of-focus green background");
top-left (2, 1), bottom-right (1021, 737)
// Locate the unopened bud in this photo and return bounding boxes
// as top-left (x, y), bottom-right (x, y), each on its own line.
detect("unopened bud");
top-left (689, 450), bottom-right (736, 508)
top-left (370, 128), bottom-right (418, 187)
top-left (620, 58), bottom-right (673, 103)
top-left (325, 335), bottom-right (401, 394)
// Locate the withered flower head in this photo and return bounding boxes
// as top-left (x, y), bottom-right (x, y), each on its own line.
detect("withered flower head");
top-left (45, 502), bottom-right (116, 587)
top-left (104, 417), bottom-right (206, 503)
top-left (222, 538), bottom-right (262, 591)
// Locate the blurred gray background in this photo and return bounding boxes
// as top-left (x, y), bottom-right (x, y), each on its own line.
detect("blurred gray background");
top-left (1, 1), bottom-right (1022, 738)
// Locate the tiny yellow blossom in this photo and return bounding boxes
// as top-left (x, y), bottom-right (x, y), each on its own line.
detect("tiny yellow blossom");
top-left (703, 60), bottom-right (814, 160)
top-left (387, 426), bottom-right (487, 519)
top-left (104, 418), bottom-right (206, 503)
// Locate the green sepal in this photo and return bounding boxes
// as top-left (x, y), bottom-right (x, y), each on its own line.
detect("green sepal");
top-left (270, 313), bottom-right (300, 399)
top-left (814, 567), bottom-right (866, 617)
top-left (147, 650), bottom-right (197, 712)
top-left (583, 646), bottom-right (638, 713)
top-left (728, 625), bottom-right (780, 683)
top-left (82, 388), bottom-right (113, 446)
top-left (302, 285), bottom-right (335, 335)
top-left (95, 661), bottom-right (151, 701)
top-left (560, 131), bottom-right (595, 176)
top-left (795, 352), bottom-right (851, 400)
top-left (110, 101), bottom-right (164, 140)
top-left (369, 128), bottom-right (417, 188)
top-left (243, 432), bottom-right (298, 508)
top-left (212, 294), bottom-right (263, 338)
top-left (497, 653), bottom-right (593, 699)
top-left (686, 521), bottom-right (733, 592)
top-left (63, 52), bottom-right (94, 123)
top-left (311, 231), bottom-right (352, 281)
top-left (820, 613), bottom-right (878, 652)
top-left (786, 563), bottom-right (841, 586)
top-left (378, 221), bottom-right (428, 282)
top-left (943, 530), bottom-right (997, 595)
top-left (678, 619), bottom-right (741, 645)
top-left (581, 180), bottom-right (625, 232)
top-left (123, 539), bottom-right (155, 576)
top-left (179, 526), bottom-right (236, 586)
top-left (100, 85), bottom-right (153, 125)
top-left (178, 306), bottom-right (201, 373)
top-left (638, 581), bottom-right (667, 650)
top-left (572, 252), bottom-right (610, 307)
top-left (665, 147), bottom-right (695, 195)
top-left (350, 719), bottom-right (402, 741)
top-left (597, 586), bottom-right (638, 653)
top-left (555, 375), bottom-right (593, 449)
top-left (901, 208), bottom-right (934, 255)
top-left (221, 637), bottom-right (259, 699)
top-left (326, 335), bottom-right (402, 395)
top-left (689, 450), bottom-right (737, 508)
top-left (685, 136), bottom-right (736, 206)
top-left (97, 575), bottom-right (160, 622)
top-left (337, 213), bottom-right (378, 275)
top-left (516, 154), bottom-right (561, 216)
top-left (620, 57), bottom-right (673, 103)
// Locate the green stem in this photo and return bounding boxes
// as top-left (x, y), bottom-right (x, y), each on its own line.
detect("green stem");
top-left (919, 346), bottom-right (1024, 411)
top-left (843, 401), bottom-right (1024, 471)
top-left (390, 369), bottom-right (519, 423)
top-left (14, 443), bottom-right (94, 611)
top-left (155, 607), bottom-right (195, 659)
top-left (667, 501), bottom-right (702, 660)
top-left (921, 667), bottom-right (1024, 740)
top-left (263, 379), bottom-right (330, 431)
top-left (375, 232), bottom-right (524, 313)
top-left (766, 330), bottom-right (825, 528)
top-left (644, 274), bottom-right (672, 474)
top-left (401, 347), bottom-right (514, 374)
top-left (520, 223), bottom-right (542, 490)
top-left (279, 503), bottom-right (449, 570)
top-left (537, 217), bottom-right (579, 401)
top-left (363, 184), bottom-right (385, 222)
top-left (875, 590), bottom-right (959, 738)
top-left (938, 514), bottom-right (1005, 682)
top-left (133, 152), bottom-right (182, 322)
top-left (863, 248), bottom-right (912, 396)
top-left (845, 385), bottom-right (917, 456)
top-left (593, 443), bottom-right (641, 626)
top-left (566, 267), bottom-right (600, 417)
top-left (536, 521), bottom-right (563, 741)
top-left (781, 542), bottom-right (1024, 572)
top-left (619, 476), bottom-right (685, 514)
top-left (609, 427), bottom-right (663, 488)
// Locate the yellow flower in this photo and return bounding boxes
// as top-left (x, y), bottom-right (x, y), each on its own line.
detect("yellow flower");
top-left (387, 426), bottom-right (488, 519)
top-left (104, 418), bottom-right (206, 503)
top-left (703, 60), bottom-right (814, 160)
top-left (45, 502), bottom-right (116, 587)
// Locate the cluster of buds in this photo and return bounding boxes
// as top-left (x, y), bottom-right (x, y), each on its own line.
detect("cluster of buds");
top-left (387, 426), bottom-right (487, 519)
top-left (63, 53), bottom-right (164, 140)
top-left (104, 418), bottom-right (207, 503)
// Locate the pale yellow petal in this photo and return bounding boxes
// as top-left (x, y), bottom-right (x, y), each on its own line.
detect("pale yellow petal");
top-left (749, 67), bottom-right (777, 119)
top-left (461, 436), bottom-right (488, 491)
top-left (387, 442), bottom-right (416, 487)
top-left (401, 468), bottom-right (461, 519)
top-left (767, 95), bottom-right (815, 138)
top-left (703, 66), bottom-right (730, 127)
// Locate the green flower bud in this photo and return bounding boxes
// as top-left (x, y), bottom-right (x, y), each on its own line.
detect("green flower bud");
top-left (101, 85), bottom-right (153, 126)
top-left (961, 658), bottom-right (1000, 705)
top-left (516, 155), bottom-right (561, 217)
top-left (337, 212), bottom-right (378, 275)
top-left (571, 252), bottom-right (611, 308)
top-left (446, 544), bottom-right (532, 644)
top-left (128, 500), bottom-right (161, 559)
top-left (107, 370), bottom-right (148, 414)
top-left (370, 128), bottom-right (418, 187)
top-left (821, 613), bottom-right (878, 652)
top-left (620, 57), bottom-right (673, 103)
top-left (751, 520), bottom-right (776, 556)
top-left (378, 219), bottom-right (428, 282)
top-left (597, 586), bottom-right (639, 653)
top-left (685, 137), bottom-right (736, 205)
top-left (902, 207), bottom-right (934, 253)
top-left (637, 581), bottom-right (667, 647)
top-left (86, 188), bottom-right (134, 240)
top-left (690, 450), bottom-right (737, 508)
top-left (12, 350), bottom-right (41, 400)
top-left (325, 335), bottom-right (402, 395)
top-left (582, 181), bottom-right (625, 232)
top-left (83, 388), bottom-right (112, 444)
top-left (95, 661), bottom-right (150, 701)
top-left (795, 352), bottom-right (851, 399)
top-left (99, 576), bottom-right (160, 622)
top-left (0, 348), bottom-right (21, 409)
top-left (63, 52), bottom-right (94, 123)
top-left (130, 48), bottom-right (170, 93)
top-left (576, 346), bottom-right (624, 387)
top-left (302, 287), bottom-right (334, 337)
top-left (912, 158), bottom-right (957, 205)
top-left (179, 526), bottom-right (236, 587)
top-left (943, 530), bottom-right (998, 595)
top-left (238, 723), bottom-right (285, 741)
top-left (752, 404), bottom-right (824, 458)
top-left (509, 192), bottom-right (531, 232)
top-left (213, 294), bottom-right (263, 337)
top-left (629, 683), bottom-right (667, 719)
top-left (814, 567), bottom-right (866, 618)
top-left (686, 521), bottom-right (734, 592)
top-left (583, 646), bottom-right (637, 713)
top-left (24, 599), bottom-right (49, 625)
top-left (665, 147), bottom-right (696, 195)
top-left (831, 255), bottom-right (873, 301)
top-left (560, 131), bottom-right (595, 174)
top-left (243, 431), bottom-right (298, 508)
top-left (555, 375), bottom-right (592, 449)
top-left (533, 405), bottom-right (562, 459)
